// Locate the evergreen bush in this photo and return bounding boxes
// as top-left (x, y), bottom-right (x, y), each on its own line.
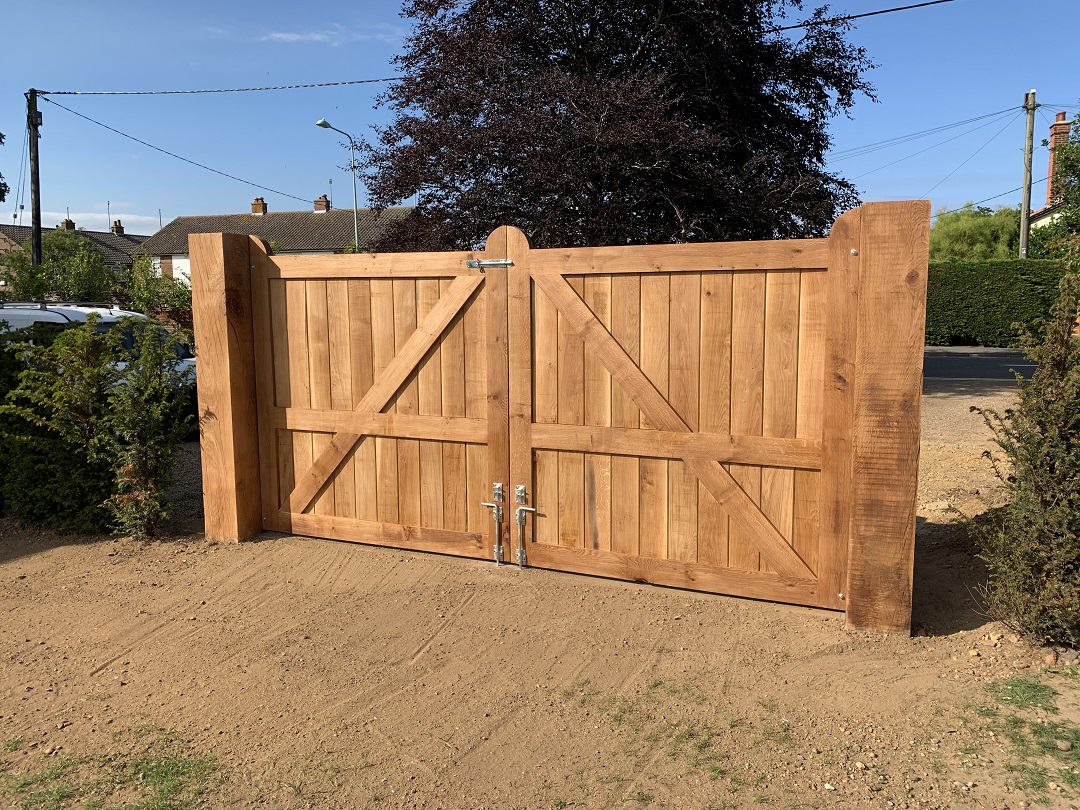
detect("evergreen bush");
top-left (972, 272), bottom-right (1080, 646)
top-left (0, 316), bottom-right (193, 537)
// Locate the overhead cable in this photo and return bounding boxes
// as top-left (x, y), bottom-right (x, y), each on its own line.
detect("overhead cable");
top-left (771, 0), bottom-right (958, 31)
top-left (40, 97), bottom-right (312, 204)
top-left (37, 77), bottom-right (399, 96)
top-left (921, 112), bottom-right (1023, 198)
top-left (830, 107), bottom-right (1019, 161)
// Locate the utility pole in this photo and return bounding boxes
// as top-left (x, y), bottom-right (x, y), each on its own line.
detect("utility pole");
top-left (1019, 88), bottom-right (1037, 259)
top-left (26, 88), bottom-right (42, 266)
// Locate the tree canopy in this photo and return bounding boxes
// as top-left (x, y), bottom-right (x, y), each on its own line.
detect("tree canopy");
top-left (1030, 112), bottom-right (1080, 262)
top-left (0, 229), bottom-right (114, 301)
top-left (928, 203), bottom-right (1020, 262)
top-left (364, 0), bottom-right (875, 249)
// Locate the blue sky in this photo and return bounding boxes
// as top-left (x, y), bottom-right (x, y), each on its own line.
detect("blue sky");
top-left (1, 0), bottom-right (1077, 237)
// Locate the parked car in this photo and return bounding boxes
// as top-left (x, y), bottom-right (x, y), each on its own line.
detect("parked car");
top-left (0, 301), bottom-right (195, 384)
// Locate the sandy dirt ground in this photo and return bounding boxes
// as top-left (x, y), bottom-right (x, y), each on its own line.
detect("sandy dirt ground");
top-left (2, 378), bottom-right (1079, 809)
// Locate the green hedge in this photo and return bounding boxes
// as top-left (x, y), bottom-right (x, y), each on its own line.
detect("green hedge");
top-left (925, 259), bottom-right (1068, 347)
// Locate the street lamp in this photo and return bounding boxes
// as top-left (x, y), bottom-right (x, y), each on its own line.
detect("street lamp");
top-left (316, 118), bottom-right (360, 251)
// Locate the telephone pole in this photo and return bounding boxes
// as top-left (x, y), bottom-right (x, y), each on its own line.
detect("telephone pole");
top-left (26, 88), bottom-right (42, 267)
top-left (1019, 88), bottom-right (1037, 259)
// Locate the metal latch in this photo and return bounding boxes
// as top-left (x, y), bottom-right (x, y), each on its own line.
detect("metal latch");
top-left (513, 484), bottom-right (535, 569)
top-left (481, 482), bottom-right (506, 565)
top-left (466, 259), bottom-right (514, 271)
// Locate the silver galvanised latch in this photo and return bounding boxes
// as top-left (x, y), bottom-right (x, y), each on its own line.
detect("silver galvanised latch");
top-left (466, 259), bottom-right (514, 271)
top-left (482, 482), bottom-right (506, 565)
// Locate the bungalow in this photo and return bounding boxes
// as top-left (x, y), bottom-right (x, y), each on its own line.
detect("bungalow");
top-left (0, 218), bottom-right (149, 269)
top-left (138, 196), bottom-right (411, 285)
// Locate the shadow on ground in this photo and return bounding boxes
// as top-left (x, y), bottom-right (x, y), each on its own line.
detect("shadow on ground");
top-left (911, 515), bottom-right (989, 636)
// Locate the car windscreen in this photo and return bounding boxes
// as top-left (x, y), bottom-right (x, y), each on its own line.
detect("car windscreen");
top-left (94, 321), bottom-right (195, 359)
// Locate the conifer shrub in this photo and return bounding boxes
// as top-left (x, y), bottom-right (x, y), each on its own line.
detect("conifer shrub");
top-left (972, 272), bottom-right (1080, 646)
top-left (0, 316), bottom-right (193, 537)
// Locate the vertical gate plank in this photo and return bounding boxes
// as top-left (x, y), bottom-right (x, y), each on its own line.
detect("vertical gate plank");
top-left (417, 279), bottom-right (445, 529)
top-left (533, 279), bottom-right (560, 546)
top-left (668, 273), bottom-right (700, 562)
top-left (285, 279), bottom-right (313, 514)
top-left (820, 209), bottom-right (862, 610)
top-left (638, 275), bottom-right (669, 558)
top-left (609, 276), bottom-right (640, 555)
top-left (761, 271), bottom-right (800, 571)
top-left (698, 272), bottom-right (732, 567)
top-left (348, 280), bottom-right (378, 521)
top-left (439, 279), bottom-right (468, 532)
top-left (558, 277), bottom-right (586, 547)
top-left (506, 228), bottom-right (535, 554)
top-left (794, 270), bottom-right (827, 574)
top-left (583, 276), bottom-right (612, 552)
top-left (269, 277), bottom-right (292, 508)
top-left (846, 201), bottom-right (929, 633)
top-left (464, 277), bottom-right (487, 533)
top-left (729, 272), bottom-right (766, 570)
top-left (326, 279), bottom-right (355, 518)
top-left (306, 280), bottom-right (333, 515)
top-left (485, 236), bottom-right (511, 559)
top-left (370, 279), bottom-right (399, 524)
top-left (394, 280), bottom-right (421, 526)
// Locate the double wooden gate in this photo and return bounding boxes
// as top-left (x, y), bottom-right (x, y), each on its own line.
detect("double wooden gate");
top-left (191, 201), bottom-right (929, 633)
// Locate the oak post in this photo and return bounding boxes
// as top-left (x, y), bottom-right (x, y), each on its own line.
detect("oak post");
top-left (190, 232), bottom-right (263, 541)
top-left (844, 201), bottom-right (930, 633)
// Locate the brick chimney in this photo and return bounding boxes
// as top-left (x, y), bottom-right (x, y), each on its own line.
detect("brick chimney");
top-left (59, 218), bottom-right (75, 230)
top-left (111, 219), bottom-right (125, 235)
top-left (314, 194), bottom-right (331, 212)
top-left (251, 197), bottom-right (268, 215)
top-left (1047, 112), bottom-right (1073, 207)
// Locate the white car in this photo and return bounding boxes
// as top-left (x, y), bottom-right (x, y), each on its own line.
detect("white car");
top-left (0, 301), bottom-right (196, 383)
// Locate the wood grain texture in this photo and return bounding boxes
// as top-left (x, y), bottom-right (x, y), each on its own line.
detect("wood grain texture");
top-left (326, 279), bottom-right (355, 518)
top-left (530, 271), bottom-right (813, 579)
top-left (306, 280), bottom-right (333, 515)
top-left (819, 209), bottom-right (862, 611)
top-left (698, 272), bottom-right (732, 568)
top-left (583, 276), bottom-right (612, 552)
top-left (440, 279), bottom-right (468, 533)
top-left (558, 277), bottom-right (586, 547)
top-left (530, 239), bottom-right (829, 275)
top-left (609, 275), bottom-right (640, 555)
top-left (505, 228), bottom-right (536, 552)
top-left (761, 271), bottom-right (800, 570)
top-left (189, 233), bottom-right (262, 541)
top-left (668, 274), bottom-right (700, 562)
top-left (348, 280), bottom-right (378, 521)
top-left (393, 279), bottom-right (421, 527)
top-left (271, 512), bottom-right (485, 558)
top-left (269, 250), bottom-right (480, 279)
top-left (527, 544), bottom-right (818, 607)
top-left (280, 275), bottom-right (482, 516)
top-left (728, 272), bottom-right (766, 570)
top-left (794, 270), bottom-right (827, 573)
top-left (248, 240), bottom-right (280, 523)
top-left (844, 201), bottom-right (929, 634)
top-left (638, 274), bottom-right (669, 558)
top-left (371, 279), bottom-right (399, 524)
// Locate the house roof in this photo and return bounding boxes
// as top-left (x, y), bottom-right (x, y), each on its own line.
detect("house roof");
top-left (139, 206), bottom-right (412, 255)
top-left (0, 224), bottom-right (149, 267)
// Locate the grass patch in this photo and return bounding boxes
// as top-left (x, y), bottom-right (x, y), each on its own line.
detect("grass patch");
top-left (986, 677), bottom-right (1058, 712)
top-left (1, 731), bottom-right (220, 810)
top-left (3, 737), bottom-right (26, 753)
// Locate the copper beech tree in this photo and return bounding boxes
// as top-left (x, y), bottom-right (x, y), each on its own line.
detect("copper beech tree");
top-left (364, 0), bottom-right (875, 249)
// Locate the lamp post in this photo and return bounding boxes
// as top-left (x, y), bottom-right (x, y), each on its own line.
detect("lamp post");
top-left (316, 118), bottom-right (360, 251)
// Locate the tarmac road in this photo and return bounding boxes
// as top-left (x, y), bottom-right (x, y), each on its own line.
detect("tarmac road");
top-left (922, 346), bottom-right (1034, 381)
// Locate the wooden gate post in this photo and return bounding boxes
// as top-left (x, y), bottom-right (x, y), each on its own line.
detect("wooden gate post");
top-left (844, 201), bottom-right (930, 633)
top-left (189, 232), bottom-right (262, 541)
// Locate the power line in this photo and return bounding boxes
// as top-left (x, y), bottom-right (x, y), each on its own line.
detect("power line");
top-left (850, 111), bottom-right (1024, 180)
top-left (40, 97), bottom-right (312, 204)
top-left (929, 177), bottom-right (1048, 220)
top-left (830, 107), bottom-right (1019, 161)
top-left (38, 77), bottom-right (399, 96)
top-left (772, 0), bottom-right (957, 31)
top-left (921, 112), bottom-right (1022, 198)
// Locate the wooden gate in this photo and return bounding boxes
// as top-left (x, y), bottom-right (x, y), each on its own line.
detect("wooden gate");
top-left (191, 201), bottom-right (929, 633)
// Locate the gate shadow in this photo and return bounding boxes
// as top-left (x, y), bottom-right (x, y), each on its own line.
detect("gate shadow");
top-left (911, 515), bottom-right (989, 636)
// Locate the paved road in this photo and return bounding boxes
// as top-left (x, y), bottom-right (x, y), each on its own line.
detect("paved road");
top-left (923, 347), bottom-right (1034, 381)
